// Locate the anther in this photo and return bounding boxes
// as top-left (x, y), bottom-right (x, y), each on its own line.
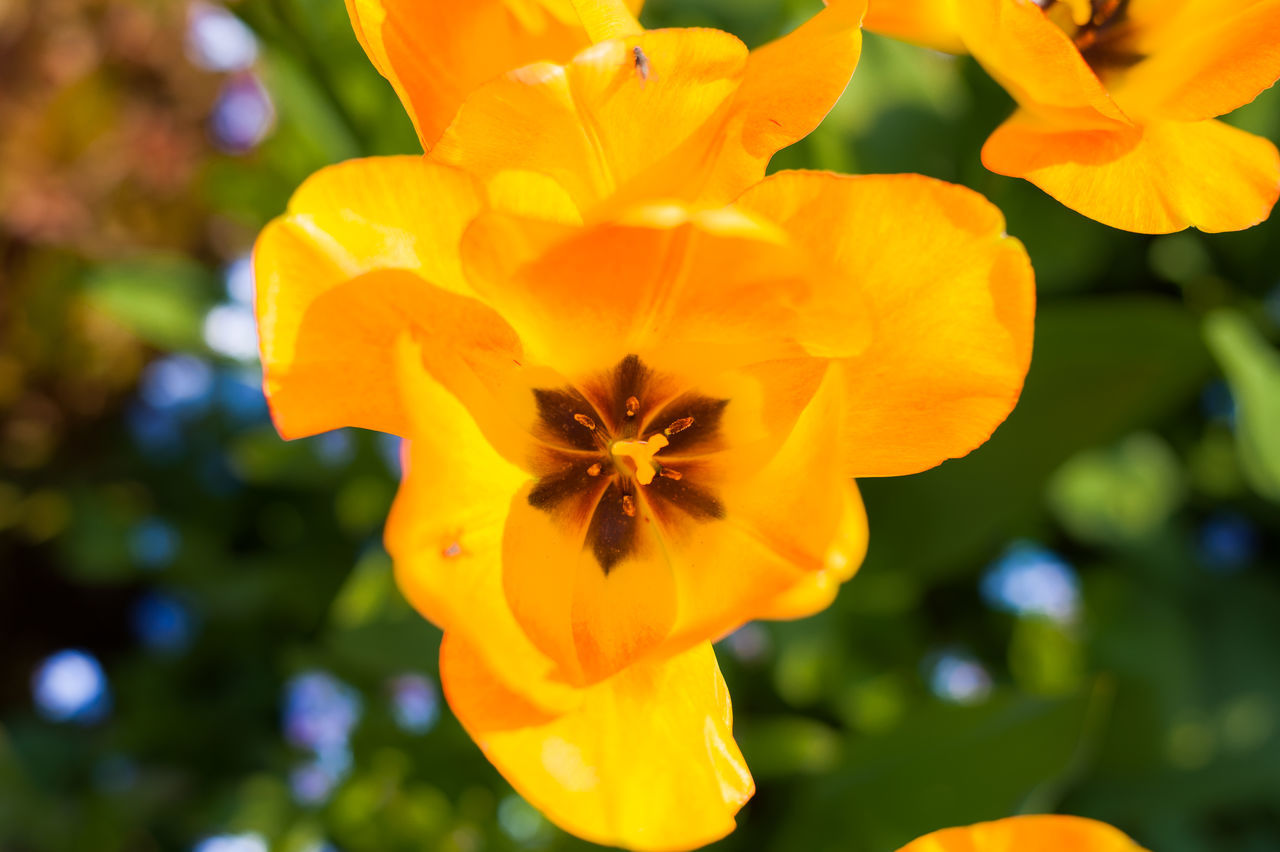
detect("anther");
top-left (587, 463), bottom-right (602, 477)
top-left (659, 468), bottom-right (683, 481)
top-left (621, 495), bottom-right (637, 517)
top-left (665, 416), bottom-right (694, 436)
top-left (574, 413), bottom-right (597, 431)
top-left (625, 396), bottom-right (640, 417)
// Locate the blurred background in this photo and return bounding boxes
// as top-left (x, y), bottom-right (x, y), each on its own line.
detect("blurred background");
top-left (2, 0), bottom-right (1279, 850)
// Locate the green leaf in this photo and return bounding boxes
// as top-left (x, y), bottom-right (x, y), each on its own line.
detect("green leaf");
top-left (1203, 309), bottom-right (1280, 502)
top-left (81, 256), bottom-right (216, 352)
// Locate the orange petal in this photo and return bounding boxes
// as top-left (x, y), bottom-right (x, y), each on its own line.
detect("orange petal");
top-left (346, 0), bottom-right (595, 149)
top-left (983, 111), bottom-right (1280, 233)
top-left (434, 5), bottom-right (864, 214)
top-left (501, 479), bottom-right (679, 684)
top-left (895, 815), bottom-right (1149, 852)
top-left (442, 635), bottom-right (753, 852)
top-left (386, 337), bottom-right (580, 716)
top-left (254, 157), bottom-right (488, 439)
top-left (957, 0), bottom-right (1129, 127)
top-left (658, 364), bottom-right (861, 648)
top-left (751, 481), bottom-right (868, 622)
top-left (1109, 0), bottom-right (1280, 122)
top-left (460, 204), bottom-right (868, 377)
top-left (736, 170), bottom-right (1035, 477)
top-left (863, 0), bottom-right (966, 54)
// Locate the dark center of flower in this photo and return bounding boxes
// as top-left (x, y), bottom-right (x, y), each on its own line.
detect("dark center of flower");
top-left (1037, 0), bottom-right (1144, 71)
top-left (527, 355), bottom-right (727, 574)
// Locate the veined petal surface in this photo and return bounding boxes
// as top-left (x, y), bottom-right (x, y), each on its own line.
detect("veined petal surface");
top-left (736, 171), bottom-right (1035, 477)
top-left (442, 636), bottom-right (753, 852)
top-left (346, 0), bottom-right (643, 149)
top-left (983, 112), bottom-right (1280, 233)
top-left (433, 2), bottom-right (865, 214)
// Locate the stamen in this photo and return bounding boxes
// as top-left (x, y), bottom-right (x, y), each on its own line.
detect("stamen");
top-left (621, 495), bottom-right (637, 517)
top-left (665, 416), bottom-right (694, 436)
top-left (587, 463), bottom-right (602, 477)
top-left (574, 413), bottom-right (597, 431)
top-left (659, 468), bottom-right (683, 481)
top-left (625, 396), bottom-right (640, 417)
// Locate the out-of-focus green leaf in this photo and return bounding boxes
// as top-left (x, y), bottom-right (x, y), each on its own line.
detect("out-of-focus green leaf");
top-left (858, 297), bottom-right (1211, 583)
top-left (737, 716), bottom-right (844, 778)
top-left (1204, 309), bottom-right (1280, 503)
top-left (772, 693), bottom-right (1100, 852)
top-left (81, 256), bottom-right (216, 352)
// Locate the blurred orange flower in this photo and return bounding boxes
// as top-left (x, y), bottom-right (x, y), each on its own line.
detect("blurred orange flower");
top-left (865, 0), bottom-right (1280, 234)
top-left (255, 1), bottom-right (1036, 848)
top-left (897, 814), bottom-right (1149, 851)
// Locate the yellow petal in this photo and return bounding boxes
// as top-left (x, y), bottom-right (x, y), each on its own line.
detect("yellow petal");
top-left (460, 204), bottom-right (863, 377)
top-left (983, 112), bottom-right (1280, 233)
top-left (253, 157), bottom-right (487, 439)
top-left (386, 336), bottom-right (580, 716)
top-left (957, 0), bottom-right (1129, 127)
top-left (434, 4), bottom-right (865, 214)
top-left (346, 0), bottom-right (595, 149)
top-left (751, 481), bottom-right (868, 622)
top-left (567, 0), bottom-right (642, 41)
top-left (1109, 0), bottom-right (1280, 122)
top-left (736, 170), bottom-right (1035, 477)
top-left (442, 635), bottom-right (753, 852)
top-left (895, 815), bottom-right (1149, 852)
top-left (863, 0), bottom-right (967, 54)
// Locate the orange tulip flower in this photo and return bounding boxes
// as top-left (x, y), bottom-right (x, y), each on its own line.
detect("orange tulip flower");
top-left (897, 815), bottom-right (1149, 852)
top-left (255, 1), bottom-right (1035, 848)
top-left (864, 0), bottom-right (1280, 234)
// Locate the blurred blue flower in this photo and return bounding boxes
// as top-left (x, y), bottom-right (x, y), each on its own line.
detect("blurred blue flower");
top-left (211, 74), bottom-right (274, 153)
top-left (1200, 513), bottom-right (1258, 573)
top-left (283, 671), bottom-right (362, 753)
top-left (388, 673), bottom-right (439, 734)
top-left (224, 255), bottom-right (255, 307)
top-left (131, 592), bottom-right (195, 653)
top-left (1200, 380), bottom-right (1237, 426)
top-left (193, 834), bottom-right (268, 852)
top-left (32, 650), bottom-right (111, 724)
top-left (312, 430), bottom-right (355, 468)
top-left (721, 623), bottom-right (770, 664)
top-left (140, 355), bottom-right (215, 417)
top-left (981, 541), bottom-right (1081, 624)
top-left (378, 433), bottom-right (404, 477)
top-left (204, 304), bottom-right (260, 363)
top-left (927, 651), bottom-right (992, 705)
top-left (186, 2), bottom-right (259, 72)
top-left (130, 518), bottom-right (180, 570)
top-left (215, 369), bottom-right (268, 424)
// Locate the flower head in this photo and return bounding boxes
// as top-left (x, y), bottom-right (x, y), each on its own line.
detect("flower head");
top-left (865, 0), bottom-right (1280, 233)
top-left (897, 815), bottom-right (1149, 852)
top-left (254, 1), bottom-right (1036, 848)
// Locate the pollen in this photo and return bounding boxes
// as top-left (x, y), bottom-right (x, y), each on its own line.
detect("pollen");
top-left (587, 463), bottom-right (602, 477)
top-left (574, 413), bottom-right (597, 431)
top-left (665, 416), bottom-right (694, 436)
top-left (621, 495), bottom-right (637, 517)
top-left (625, 396), bottom-right (640, 417)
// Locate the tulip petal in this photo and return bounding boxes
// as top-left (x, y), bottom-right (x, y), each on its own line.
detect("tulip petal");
top-left (983, 112), bottom-right (1280, 233)
top-left (1110, 0), bottom-right (1280, 122)
top-left (346, 0), bottom-right (595, 149)
top-left (460, 205), bottom-right (871, 376)
top-left (442, 635), bottom-right (753, 852)
top-left (254, 157), bottom-right (488, 439)
top-left (863, 0), bottom-right (966, 54)
top-left (434, 4), bottom-right (865, 214)
top-left (736, 170), bottom-right (1035, 477)
top-left (957, 0), bottom-right (1129, 127)
top-left (895, 815), bottom-right (1149, 852)
top-left (386, 337), bottom-right (581, 716)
